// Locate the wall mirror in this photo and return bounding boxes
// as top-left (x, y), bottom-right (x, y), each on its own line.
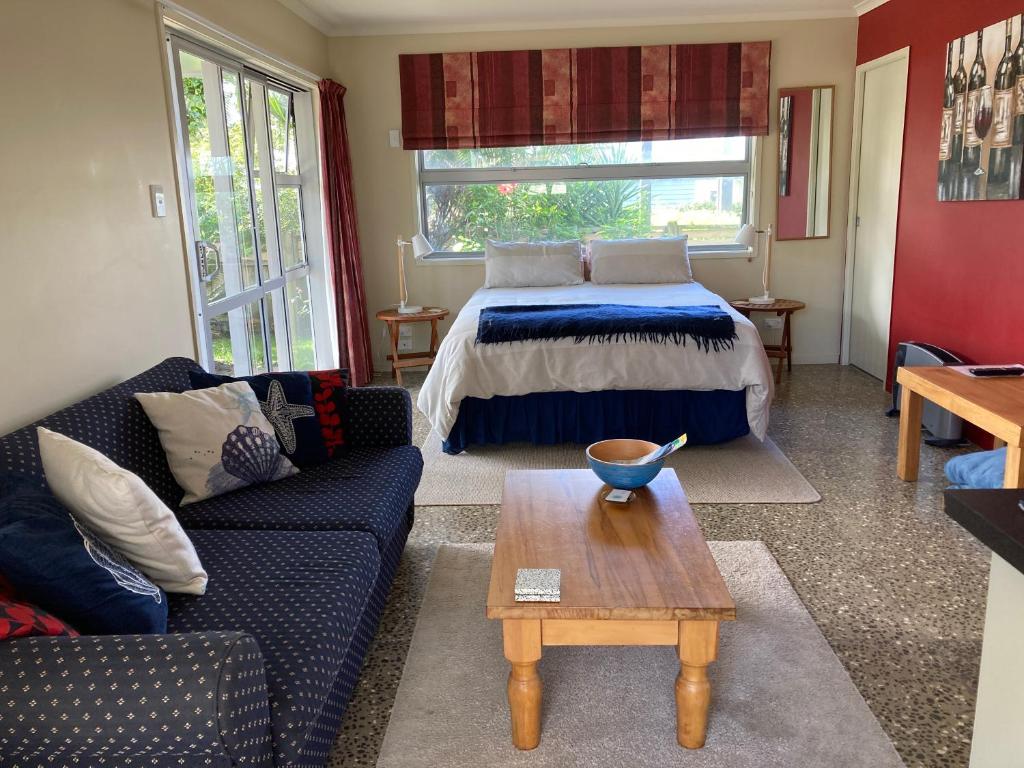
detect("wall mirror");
top-left (777, 85), bottom-right (834, 240)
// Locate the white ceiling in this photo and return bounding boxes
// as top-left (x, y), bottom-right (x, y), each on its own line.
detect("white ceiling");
top-left (279, 0), bottom-right (888, 37)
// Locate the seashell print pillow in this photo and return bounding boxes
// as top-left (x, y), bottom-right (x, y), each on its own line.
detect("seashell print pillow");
top-left (135, 381), bottom-right (298, 505)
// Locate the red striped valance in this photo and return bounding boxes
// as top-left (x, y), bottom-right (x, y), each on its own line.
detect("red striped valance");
top-left (399, 41), bottom-right (771, 150)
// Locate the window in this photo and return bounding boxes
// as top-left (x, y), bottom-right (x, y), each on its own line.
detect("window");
top-left (418, 138), bottom-right (753, 258)
top-left (169, 36), bottom-right (331, 375)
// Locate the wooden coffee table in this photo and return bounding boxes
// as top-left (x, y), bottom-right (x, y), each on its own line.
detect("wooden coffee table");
top-left (486, 469), bottom-right (736, 751)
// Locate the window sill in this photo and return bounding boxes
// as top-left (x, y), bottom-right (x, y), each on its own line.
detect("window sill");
top-left (416, 248), bottom-right (754, 266)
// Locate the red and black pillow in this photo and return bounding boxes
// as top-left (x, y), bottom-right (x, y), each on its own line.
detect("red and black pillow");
top-left (0, 575), bottom-right (78, 641)
top-left (309, 369), bottom-right (347, 458)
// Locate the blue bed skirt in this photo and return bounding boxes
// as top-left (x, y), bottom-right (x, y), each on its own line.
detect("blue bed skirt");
top-left (441, 388), bottom-right (749, 454)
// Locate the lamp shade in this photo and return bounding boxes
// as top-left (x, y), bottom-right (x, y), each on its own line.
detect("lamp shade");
top-left (735, 224), bottom-right (758, 249)
top-left (410, 233), bottom-right (433, 258)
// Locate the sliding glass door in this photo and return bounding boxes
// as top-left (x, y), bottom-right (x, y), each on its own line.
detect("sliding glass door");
top-left (169, 36), bottom-right (331, 375)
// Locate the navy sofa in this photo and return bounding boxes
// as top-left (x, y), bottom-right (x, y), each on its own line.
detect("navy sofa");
top-left (0, 357), bottom-right (423, 767)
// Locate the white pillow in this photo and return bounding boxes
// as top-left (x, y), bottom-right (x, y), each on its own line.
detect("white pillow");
top-left (589, 236), bottom-right (692, 284)
top-left (37, 427), bottom-right (208, 595)
top-left (484, 240), bottom-right (584, 288)
top-left (135, 381), bottom-right (298, 505)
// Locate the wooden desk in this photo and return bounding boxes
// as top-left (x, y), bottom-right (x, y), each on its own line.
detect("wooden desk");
top-left (375, 306), bottom-right (449, 386)
top-left (486, 469), bottom-right (735, 751)
top-left (896, 366), bottom-right (1024, 488)
top-left (730, 299), bottom-right (805, 385)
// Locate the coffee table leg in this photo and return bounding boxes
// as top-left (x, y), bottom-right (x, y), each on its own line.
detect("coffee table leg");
top-left (676, 620), bottom-right (719, 749)
top-left (502, 619), bottom-right (542, 750)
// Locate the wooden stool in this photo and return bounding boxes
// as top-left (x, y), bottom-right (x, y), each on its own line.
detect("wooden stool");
top-left (730, 299), bottom-right (806, 385)
top-left (375, 306), bottom-right (450, 386)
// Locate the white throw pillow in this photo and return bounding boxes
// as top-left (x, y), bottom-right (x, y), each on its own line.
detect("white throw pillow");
top-left (37, 427), bottom-right (208, 595)
top-left (135, 381), bottom-right (298, 505)
top-left (589, 236), bottom-right (692, 284)
top-left (484, 240), bottom-right (584, 288)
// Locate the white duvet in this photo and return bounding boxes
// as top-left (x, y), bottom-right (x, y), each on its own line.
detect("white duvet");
top-left (417, 282), bottom-right (774, 441)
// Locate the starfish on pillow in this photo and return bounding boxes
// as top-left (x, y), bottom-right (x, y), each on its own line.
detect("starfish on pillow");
top-left (259, 379), bottom-right (315, 454)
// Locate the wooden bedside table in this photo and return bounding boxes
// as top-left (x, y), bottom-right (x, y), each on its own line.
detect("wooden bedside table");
top-left (729, 299), bottom-right (805, 385)
top-left (375, 306), bottom-right (450, 385)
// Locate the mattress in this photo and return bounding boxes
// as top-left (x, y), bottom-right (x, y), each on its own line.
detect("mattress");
top-left (417, 281), bottom-right (774, 441)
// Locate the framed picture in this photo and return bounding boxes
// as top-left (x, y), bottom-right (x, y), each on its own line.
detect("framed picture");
top-left (779, 94), bottom-right (792, 197)
top-left (938, 13), bottom-right (1024, 201)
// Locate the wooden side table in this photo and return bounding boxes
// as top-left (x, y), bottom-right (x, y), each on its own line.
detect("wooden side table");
top-left (375, 306), bottom-right (449, 386)
top-left (729, 299), bottom-right (806, 385)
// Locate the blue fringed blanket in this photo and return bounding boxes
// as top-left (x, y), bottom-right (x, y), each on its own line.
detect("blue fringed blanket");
top-left (475, 303), bottom-right (737, 352)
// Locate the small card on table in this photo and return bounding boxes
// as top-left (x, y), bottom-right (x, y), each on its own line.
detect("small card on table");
top-left (514, 568), bottom-right (561, 602)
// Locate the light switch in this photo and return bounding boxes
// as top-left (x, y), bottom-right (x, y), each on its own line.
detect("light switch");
top-left (388, 129), bottom-right (402, 148)
top-left (150, 185), bottom-right (167, 218)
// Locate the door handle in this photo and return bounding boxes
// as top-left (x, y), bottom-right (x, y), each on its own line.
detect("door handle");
top-left (196, 241), bottom-right (221, 283)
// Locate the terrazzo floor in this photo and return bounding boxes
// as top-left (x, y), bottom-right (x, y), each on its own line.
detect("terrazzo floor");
top-left (329, 365), bottom-right (989, 768)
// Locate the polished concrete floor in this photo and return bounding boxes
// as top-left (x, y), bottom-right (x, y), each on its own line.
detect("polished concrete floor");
top-left (329, 365), bottom-right (989, 768)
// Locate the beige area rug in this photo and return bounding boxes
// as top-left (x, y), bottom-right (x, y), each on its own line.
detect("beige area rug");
top-left (375, 543), bottom-right (904, 768)
top-left (415, 434), bottom-right (820, 505)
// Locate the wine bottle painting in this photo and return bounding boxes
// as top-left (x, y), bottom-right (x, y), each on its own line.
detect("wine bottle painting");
top-left (937, 13), bottom-right (1024, 201)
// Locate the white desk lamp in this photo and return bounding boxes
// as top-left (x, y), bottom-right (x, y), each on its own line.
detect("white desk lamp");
top-left (735, 224), bottom-right (775, 304)
top-left (395, 234), bottom-right (432, 314)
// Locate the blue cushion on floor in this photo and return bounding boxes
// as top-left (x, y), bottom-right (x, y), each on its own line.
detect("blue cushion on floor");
top-left (175, 446), bottom-right (422, 547)
top-left (945, 448), bottom-right (1007, 489)
top-left (0, 475), bottom-right (167, 635)
top-left (170, 528), bottom-right (380, 766)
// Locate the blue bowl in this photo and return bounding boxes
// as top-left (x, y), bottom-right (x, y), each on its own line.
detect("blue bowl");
top-left (586, 439), bottom-right (665, 490)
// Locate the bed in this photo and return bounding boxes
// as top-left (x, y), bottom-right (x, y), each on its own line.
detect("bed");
top-left (417, 281), bottom-right (774, 454)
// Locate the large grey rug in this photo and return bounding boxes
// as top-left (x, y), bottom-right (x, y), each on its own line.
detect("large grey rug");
top-left (375, 542), bottom-right (904, 768)
top-left (415, 434), bottom-right (820, 505)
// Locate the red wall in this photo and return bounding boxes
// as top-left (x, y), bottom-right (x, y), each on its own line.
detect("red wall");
top-left (777, 89), bottom-right (813, 239)
top-left (858, 1), bottom-right (1024, 390)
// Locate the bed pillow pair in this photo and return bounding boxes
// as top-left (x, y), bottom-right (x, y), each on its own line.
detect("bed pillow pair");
top-left (484, 237), bottom-right (692, 287)
top-left (484, 240), bottom-right (584, 288)
top-left (589, 236), bottom-right (692, 285)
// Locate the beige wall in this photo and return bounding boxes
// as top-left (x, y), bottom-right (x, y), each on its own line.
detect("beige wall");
top-left (329, 19), bottom-right (858, 371)
top-left (0, 0), bottom-right (326, 435)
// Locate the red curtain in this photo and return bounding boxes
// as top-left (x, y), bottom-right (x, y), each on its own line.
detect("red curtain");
top-left (319, 79), bottom-right (373, 386)
top-left (399, 41), bottom-right (771, 150)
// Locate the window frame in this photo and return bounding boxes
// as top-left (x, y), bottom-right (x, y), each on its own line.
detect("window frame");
top-left (165, 33), bottom-right (334, 374)
top-left (415, 138), bottom-right (757, 262)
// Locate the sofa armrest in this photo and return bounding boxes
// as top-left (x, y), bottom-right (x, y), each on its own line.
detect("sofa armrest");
top-left (344, 386), bottom-right (414, 447)
top-left (0, 631), bottom-right (273, 767)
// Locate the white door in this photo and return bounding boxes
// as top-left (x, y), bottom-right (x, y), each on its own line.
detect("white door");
top-left (168, 36), bottom-right (333, 375)
top-left (847, 52), bottom-right (909, 381)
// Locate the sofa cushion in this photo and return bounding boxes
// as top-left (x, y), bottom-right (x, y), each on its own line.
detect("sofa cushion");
top-left (309, 369), bottom-right (347, 458)
top-left (0, 357), bottom-right (199, 506)
top-left (0, 476), bottom-right (168, 635)
top-left (0, 574), bottom-right (79, 640)
top-left (37, 428), bottom-right (207, 595)
top-left (136, 382), bottom-right (299, 505)
top-left (189, 370), bottom-right (329, 468)
top-left (176, 445), bottom-right (423, 547)
top-left (169, 529), bottom-right (380, 767)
